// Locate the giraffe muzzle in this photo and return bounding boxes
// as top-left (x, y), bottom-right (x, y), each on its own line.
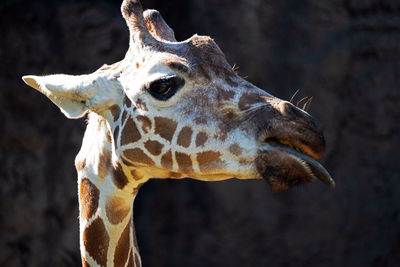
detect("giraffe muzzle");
top-left (254, 101), bottom-right (335, 192)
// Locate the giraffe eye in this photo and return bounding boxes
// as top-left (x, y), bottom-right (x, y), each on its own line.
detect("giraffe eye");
top-left (147, 76), bottom-right (185, 101)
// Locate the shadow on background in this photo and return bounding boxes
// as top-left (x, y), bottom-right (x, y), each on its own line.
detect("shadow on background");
top-left (1, 0), bottom-right (400, 266)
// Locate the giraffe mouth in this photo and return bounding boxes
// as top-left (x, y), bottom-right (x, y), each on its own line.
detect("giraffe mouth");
top-left (256, 139), bottom-right (335, 192)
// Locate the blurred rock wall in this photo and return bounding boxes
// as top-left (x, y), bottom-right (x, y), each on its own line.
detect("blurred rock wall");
top-left (1, 0), bottom-right (400, 266)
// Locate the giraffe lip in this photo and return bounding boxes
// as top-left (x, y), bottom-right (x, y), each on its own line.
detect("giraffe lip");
top-left (260, 142), bottom-right (335, 188)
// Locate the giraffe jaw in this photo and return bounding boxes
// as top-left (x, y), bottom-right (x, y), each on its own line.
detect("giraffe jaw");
top-left (256, 143), bottom-right (335, 193)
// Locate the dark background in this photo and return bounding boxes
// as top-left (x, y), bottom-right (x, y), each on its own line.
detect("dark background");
top-left (1, 0), bottom-right (400, 266)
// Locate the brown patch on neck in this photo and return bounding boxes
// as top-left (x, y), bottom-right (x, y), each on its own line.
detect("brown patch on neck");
top-left (111, 162), bottom-right (129, 189)
top-left (195, 132), bottom-right (208, 147)
top-left (121, 119), bottom-right (141, 146)
top-left (113, 220), bottom-right (132, 267)
top-left (80, 178), bottom-right (100, 220)
top-left (161, 150), bottom-right (173, 169)
top-left (197, 151), bottom-right (224, 172)
top-left (135, 98), bottom-right (148, 111)
top-left (175, 152), bottom-right (193, 174)
top-left (75, 158), bottom-right (86, 172)
top-left (144, 140), bottom-right (164, 155)
top-left (124, 148), bottom-right (155, 166)
top-left (229, 143), bottom-right (243, 156)
top-left (106, 196), bottom-right (131, 225)
top-left (177, 126), bottom-right (193, 148)
top-left (110, 105), bottom-right (121, 122)
top-left (83, 217), bottom-right (109, 267)
top-left (154, 117), bottom-right (177, 142)
top-left (136, 115), bottom-right (152, 134)
top-left (98, 148), bottom-right (112, 179)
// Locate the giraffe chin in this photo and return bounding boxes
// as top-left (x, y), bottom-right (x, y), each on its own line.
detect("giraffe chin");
top-left (256, 144), bottom-right (335, 193)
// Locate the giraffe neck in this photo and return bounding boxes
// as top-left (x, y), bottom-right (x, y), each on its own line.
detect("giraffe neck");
top-left (75, 113), bottom-right (142, 267)
top-left (78, 177), bottom-right (141, 267)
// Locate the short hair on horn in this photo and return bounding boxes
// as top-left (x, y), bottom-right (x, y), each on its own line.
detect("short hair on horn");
top-left (144, 9), bottom-right (177, 42)
top-left (121, 0), bottom-right (158, 47)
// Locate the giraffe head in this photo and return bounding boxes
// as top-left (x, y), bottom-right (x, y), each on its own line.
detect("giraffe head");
top-left (22, 0), bottom-right (334, 192)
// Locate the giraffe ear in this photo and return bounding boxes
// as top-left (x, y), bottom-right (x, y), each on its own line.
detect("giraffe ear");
top-left (22, 74), bottom-right (92, 119)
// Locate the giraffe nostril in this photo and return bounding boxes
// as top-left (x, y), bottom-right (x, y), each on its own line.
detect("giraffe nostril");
top-left (279, 101), bottom-right (318, 128)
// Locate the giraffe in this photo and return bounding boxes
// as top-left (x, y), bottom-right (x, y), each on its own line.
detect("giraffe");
top-left (22, 0), bottom-right (335, 266)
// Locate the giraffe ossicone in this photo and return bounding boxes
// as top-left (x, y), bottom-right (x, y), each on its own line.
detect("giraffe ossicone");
top-left (22, 0), bottom-right (335, 266)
